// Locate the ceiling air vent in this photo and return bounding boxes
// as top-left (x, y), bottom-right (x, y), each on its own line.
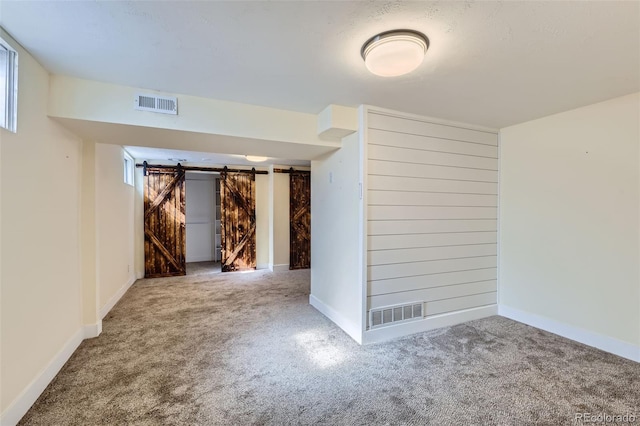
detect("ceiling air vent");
top-left (369, 302), bottom-right (423, 329)
top-left (134, 93), bottom-right (178, 115)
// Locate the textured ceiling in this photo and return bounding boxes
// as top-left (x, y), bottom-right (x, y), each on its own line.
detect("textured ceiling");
top-left (1, 1), bottom-right (638, 128)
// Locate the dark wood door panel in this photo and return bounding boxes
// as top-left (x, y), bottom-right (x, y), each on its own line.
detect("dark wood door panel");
top-left (220, 169), bottom-right (256, 272)
top-left (290, 171), bottom-right (311, 270)
top-left (144, 166), bottom-right (186, 278)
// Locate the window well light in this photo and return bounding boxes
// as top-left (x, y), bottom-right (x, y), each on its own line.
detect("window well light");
top-left (361, 30), bottom-right (429, 77)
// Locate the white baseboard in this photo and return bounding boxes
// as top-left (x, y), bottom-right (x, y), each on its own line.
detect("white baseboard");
top-left (83, 322), bottom-right (102, 339)
top-left (499, 305), bottom-right (640, 363)
top-left (309, 294), bottom-right (363, 344)
top-left (363, 304), bottom-right (498, 345)
top-left (99, 276), bottom-right (136, 319)
top-left (257, 263), bottom-right (269, 270)
top-left (272, 264), bottom-right (290, 272)
top-left (0, 328), bottom-right (84, 426)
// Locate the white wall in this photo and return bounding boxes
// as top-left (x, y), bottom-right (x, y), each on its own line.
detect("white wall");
top-left (363, 107), bottom-right (499, 343)
top-left (499, 92), bottom-right (640, 361)
top-left (95, 143), bottom-right (136, 317)
top-left (80, 141), bottom-right (99, 330)
top-left (0, 30), bottom-right (84, 423)
top-left (48, 75), bottom-right (341, 160)
top-left (310, 132), bottom-right (364, 343)
top-left (255, 174), bottom-right (269, 268)
top-left (133, 166), bottom-right (145, 278)
top-left (272, 172), bottom-right (290, 270)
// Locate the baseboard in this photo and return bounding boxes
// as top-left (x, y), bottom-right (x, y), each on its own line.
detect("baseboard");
top-left (363, 304), bottom-right (498, 345)
top-left (83, 321), bottom-right (102, 339)
top-left (499, 305), bottom-right (640, 363)
top-left (257, 263), bottom-right (269, 270)
top-left (0, 328), bottom-right (84, 426)
top-left (272, 264), bottom-right (290, 272)
top-left (99, 276), bottom-right (136, 319)
top-left (309, 294), bottom-right (363, 344)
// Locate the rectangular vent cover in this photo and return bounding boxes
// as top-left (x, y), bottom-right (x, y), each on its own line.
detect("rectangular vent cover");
top-left (134, 93), bottom-right (178, 115)
top-left (369, 302), bottom-right (423, 329)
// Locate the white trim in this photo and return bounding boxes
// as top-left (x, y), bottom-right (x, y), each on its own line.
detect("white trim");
top-left (0, 328), bottom-right (84, 426)
top-left (272, 264), bottom-right (289, 272)
top-left (0, 34), bottom-right (19, 133)
top-left (359, 105), bottom-right (368, 342)
top-left (363, 105), bottom-right (499, 134)
top-left (309, 294), bottom-right (363, 344)
top-left (499, 305), bottom-right (640, 363)
top-left (83, 322), bottom-right (102, 339)
top-left (99, 276), bottom-right (136, 319)
top-left (256, 263), bottom-right (269, 270)
top-left (496, 130), bottom-right (502, 307)
top-left (123, 150), bottom-right (134, 186)
top-left (363, 304), bottom-right (497, 345)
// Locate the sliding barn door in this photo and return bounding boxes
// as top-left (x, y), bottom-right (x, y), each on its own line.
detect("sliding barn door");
top-left (144, 166), bottom-right (186, 277)
top-left (290, 171), bottom-right (311, 269)
top-left (220, 170), bottom-right (256, 272)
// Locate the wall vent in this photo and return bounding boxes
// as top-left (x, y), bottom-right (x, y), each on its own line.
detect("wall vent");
top-left (369, 302), bottom-right (423, 329)
top-left (134, 93), bottom-right (178, 115)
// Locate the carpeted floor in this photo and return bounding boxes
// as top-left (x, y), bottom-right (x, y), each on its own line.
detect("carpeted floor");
top-left (19, 270), bottom-right (639, 425)
top-left (185, 261), bottom-right (221, 276)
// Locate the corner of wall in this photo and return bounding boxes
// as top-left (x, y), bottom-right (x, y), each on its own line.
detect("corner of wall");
top-left (499, 304), bottom-right (640, 362)
top-left (309, 131), bottom-right (364, 344)
top-left (498, 93), bottom-right (640, 358)
top-left (0, 330), bottom-right (85, 426)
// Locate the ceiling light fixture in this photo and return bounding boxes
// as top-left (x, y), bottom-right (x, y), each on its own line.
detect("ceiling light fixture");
top-left (245, 155), bottom-right (268, 162)
top-left (361, 30), bottom-right (429, 77)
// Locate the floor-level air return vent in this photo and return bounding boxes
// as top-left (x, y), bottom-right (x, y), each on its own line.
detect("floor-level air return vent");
top-left (134, 93), bottom-right (178, 115)
top-left (369, 302), bottom-right (423, 329)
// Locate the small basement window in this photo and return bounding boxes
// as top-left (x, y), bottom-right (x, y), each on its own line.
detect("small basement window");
top-left (0, 35), bottom-right (18, 133)
top-left (124, 153), bottom-right (134, 186)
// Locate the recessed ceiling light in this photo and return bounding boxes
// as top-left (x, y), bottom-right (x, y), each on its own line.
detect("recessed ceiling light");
top-left (361, 30), bottom-right (429, 77)
top-left (168, 158), bottom-right (187, 162)
top-left (245, 155), bottom-right (268, 162)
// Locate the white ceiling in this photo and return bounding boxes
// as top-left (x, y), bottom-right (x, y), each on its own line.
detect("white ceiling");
top-left (124, 146), bottom-right (309, 167)
top-left (1, 1), bottom-right (638, 129)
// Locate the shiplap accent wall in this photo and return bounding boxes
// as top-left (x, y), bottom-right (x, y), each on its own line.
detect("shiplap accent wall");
top-left (366, 111), bottom-right (499, 325)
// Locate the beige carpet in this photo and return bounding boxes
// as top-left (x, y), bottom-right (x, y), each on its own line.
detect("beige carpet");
top-left (185, 261), bottom-right (221, 276)
top-left (19, 269), bottom-right (639, 425)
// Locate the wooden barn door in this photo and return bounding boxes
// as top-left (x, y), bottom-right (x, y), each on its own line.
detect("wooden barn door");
top-left (290, 171), bottom-right (311, 269)
top-left (144, 165), bottom-right (186, 277)
top-left (220, 169), bottom-right (256, 272)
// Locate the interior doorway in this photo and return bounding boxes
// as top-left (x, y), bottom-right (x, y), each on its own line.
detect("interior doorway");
top-left (185, 172), bottom-right (222, 275)
top-left (135, 148), bottom-right (312, 278)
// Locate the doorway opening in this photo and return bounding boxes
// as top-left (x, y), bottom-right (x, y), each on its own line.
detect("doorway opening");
top-left (185, 172), bottom-right (221, 275)
top-left (134, 147), bottom-right (311, 279)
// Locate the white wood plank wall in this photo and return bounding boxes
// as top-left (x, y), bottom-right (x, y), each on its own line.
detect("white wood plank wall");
top-left (366, 112), bottom-right (499, 320)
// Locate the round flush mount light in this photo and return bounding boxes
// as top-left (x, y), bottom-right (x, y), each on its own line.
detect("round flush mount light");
top-left (361, 30), bottom-right (429, 77)
top-left (245, 155), bottom-right (268, 162)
